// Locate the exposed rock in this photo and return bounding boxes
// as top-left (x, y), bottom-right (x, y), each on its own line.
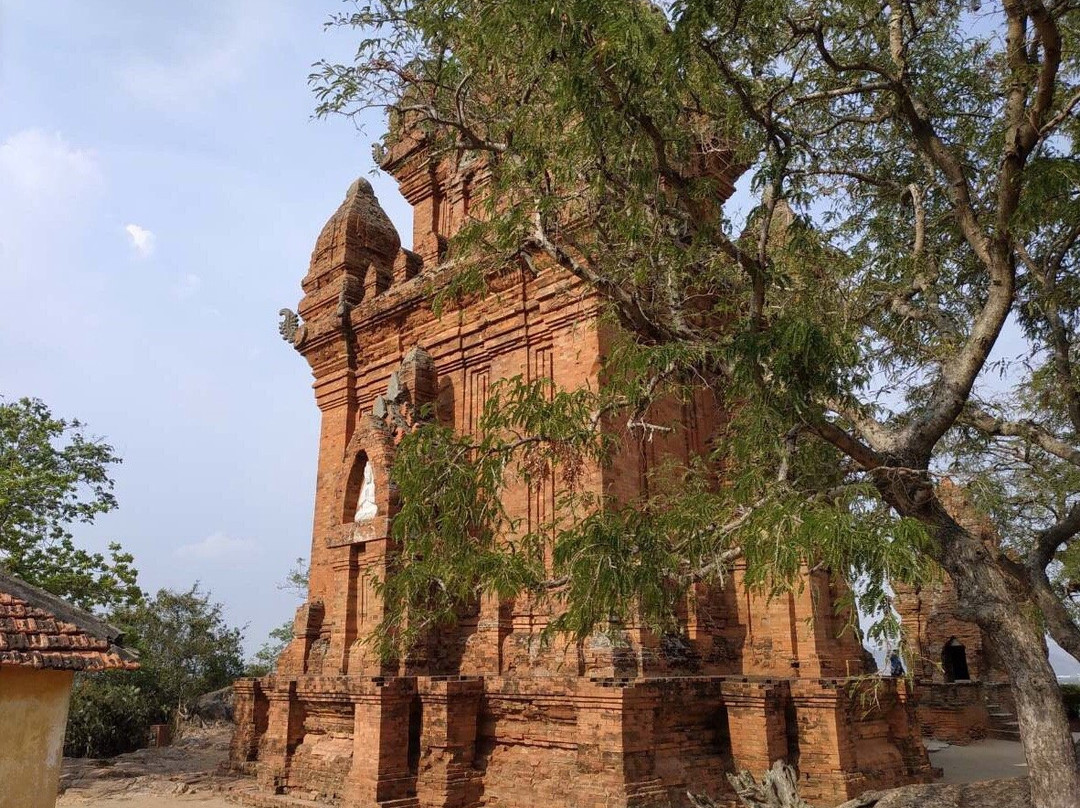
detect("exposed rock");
top-left (59, 723), bottom-right (241, 802)
top-left (836, 777), bottom-right (1031, 808)
top-left (191, 686), bottom-right (234, 721)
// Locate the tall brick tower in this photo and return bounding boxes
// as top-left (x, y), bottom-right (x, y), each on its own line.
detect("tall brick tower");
top-left (230, 129), bottom-right (933, 807)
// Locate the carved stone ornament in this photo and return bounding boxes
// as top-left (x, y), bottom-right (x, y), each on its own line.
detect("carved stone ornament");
top-left (386, 371), bottom-right (403, 402)
top-left (277, 308), bottom-right (307, 349)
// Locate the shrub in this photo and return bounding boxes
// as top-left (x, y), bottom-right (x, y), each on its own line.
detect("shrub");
top-left (63, 584), bottom-right (247, 758)
top-left (64, 673), bottom-right (159, 758)
top-left (109, 584), bottom-right (246, 714)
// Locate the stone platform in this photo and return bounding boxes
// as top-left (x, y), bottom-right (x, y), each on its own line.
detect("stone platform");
top-left (233, 672), bottom-right (931, 808)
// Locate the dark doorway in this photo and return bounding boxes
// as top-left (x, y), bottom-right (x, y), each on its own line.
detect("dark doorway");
top-left (784, 697), bottom-right (801, 767)
top-left (407, 695), bottom-right (423, 775)
top-left (713, 704), bottom-right (735, 770)
top-left (942, 639), bottom-right (970, 682)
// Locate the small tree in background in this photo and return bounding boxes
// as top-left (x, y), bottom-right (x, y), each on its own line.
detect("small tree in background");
top-left (245, 622), bottom-right (294, 678)
top-left (110, 584), bottom-right (246, 716)
top-left (0, 396), bottom-right (141, 610)
top-left (246, 556), bottom-right (309, 677)
top-left (66, 585), bottom-right (247, 758)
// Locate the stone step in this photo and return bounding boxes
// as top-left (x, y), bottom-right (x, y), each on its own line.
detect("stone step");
top-left (986, 713), bottom-right (1021, 743)
top-left (219, 785), bottom-right (340, 808)
top-left (628, 778), bottom-right (669, 800)
top-left (985, 697), bottom-right (1021, 744)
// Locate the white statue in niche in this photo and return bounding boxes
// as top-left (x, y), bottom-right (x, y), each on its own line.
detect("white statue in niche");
top-left (354, 462), bottom-right (377, 522)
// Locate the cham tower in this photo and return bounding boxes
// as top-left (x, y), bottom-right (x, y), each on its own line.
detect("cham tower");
top-left (230, 118), bottom-right (934, 807)
top-left (893, 481), bottom-right (1018, 745)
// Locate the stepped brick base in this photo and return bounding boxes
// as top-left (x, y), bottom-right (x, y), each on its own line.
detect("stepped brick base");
top-left (232, 674), bottom-right (932, 808)
top-left (911, 681), bottom-right (1018, 745)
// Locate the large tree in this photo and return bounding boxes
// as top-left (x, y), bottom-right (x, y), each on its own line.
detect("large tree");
top-left (0, 397), bottom-right (141, 611)
top-left (313, 1), bottom-right (1080, 804)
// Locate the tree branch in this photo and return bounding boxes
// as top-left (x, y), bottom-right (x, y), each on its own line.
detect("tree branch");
top-left (1031, 501), bottom-right (1080, 571)
top-left (1016, 238), bottom-right (1080, 431)
top-left (959, 408), bottom-right (1080, 467)
top-left (1039, 85), bottom-right (1080, 138)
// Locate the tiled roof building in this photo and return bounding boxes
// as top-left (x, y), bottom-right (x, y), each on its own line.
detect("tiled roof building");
top-left (0, 572), bottom-right (138, 672)
top-left (0, 571), bottom-right (137, 808)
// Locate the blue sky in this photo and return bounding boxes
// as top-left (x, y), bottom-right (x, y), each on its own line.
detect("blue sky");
top-left (0, 0), bottom-right (413, 653)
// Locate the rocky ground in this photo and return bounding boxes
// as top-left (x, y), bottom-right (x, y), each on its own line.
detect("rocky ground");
top-left (836, 778), bottom-right (1033, 808)
top-left (57, 723), bottom-right (241, 808)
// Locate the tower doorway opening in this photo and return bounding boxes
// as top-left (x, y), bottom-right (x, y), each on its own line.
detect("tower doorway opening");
top-left (408, 694), bottom-right (423, 776)
top-left (942, 638), bottom-right (970, 682)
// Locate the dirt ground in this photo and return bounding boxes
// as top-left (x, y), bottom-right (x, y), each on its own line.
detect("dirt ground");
top-left (928, 737), bottom-right (1030, 785)
top-left (57, 723), bottom-right (242, 808)
top-left (59, 797), bottom-right (237, 808)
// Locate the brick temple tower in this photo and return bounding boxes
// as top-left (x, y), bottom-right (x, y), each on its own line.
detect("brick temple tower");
top-left (230, 126), bottom-right (934, 807)
top-left (893, 482), bottom-right (1017, 744)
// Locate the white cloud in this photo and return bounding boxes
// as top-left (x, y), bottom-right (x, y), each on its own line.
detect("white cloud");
top-left (173, 272), bottom-right (203, 300)
top-left (124, 223), bottom-right (156, 258)
top-left (175, 531), bottom-right (255, 562)
top-left (0, 129), bottom-right (102, 203)
top-left (0, 129), bottom-right (104, 276)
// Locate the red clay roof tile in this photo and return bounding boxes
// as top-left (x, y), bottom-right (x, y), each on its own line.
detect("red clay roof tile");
top-left (0, 572), bottom-right (137, 672)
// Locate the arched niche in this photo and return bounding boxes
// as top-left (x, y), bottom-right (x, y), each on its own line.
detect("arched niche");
top-left (341, 450), bottom-right (378, 525)
top-left (327, 413), bottom-right (398, 549)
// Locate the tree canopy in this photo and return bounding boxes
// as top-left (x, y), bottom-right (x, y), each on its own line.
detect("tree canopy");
top-left (0, 397), bottom-right (141, 611)
top-left (66, 585), bottom-right (247, 758)
top-left (245, 556), bottom-right (309, 677)
top-left (313, 1), bottom-right (1080, 804)
top-left (110, 584), bottom-right (246, 714)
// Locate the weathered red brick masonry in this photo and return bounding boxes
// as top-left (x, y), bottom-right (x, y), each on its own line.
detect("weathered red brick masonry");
top-left (231, 126), bottom-right (935, 806)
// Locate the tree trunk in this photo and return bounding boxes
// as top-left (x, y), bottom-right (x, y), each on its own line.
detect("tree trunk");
top-left (714, 761), bottom-right (811, 808)
top-left (986, 608), bottom-right (1079, 808)
top-left (941, 531), bottom-right (1080, 808)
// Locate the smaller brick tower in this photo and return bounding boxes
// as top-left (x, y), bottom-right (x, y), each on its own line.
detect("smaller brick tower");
top-left (893, 481), bottom-right (1017, 743)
